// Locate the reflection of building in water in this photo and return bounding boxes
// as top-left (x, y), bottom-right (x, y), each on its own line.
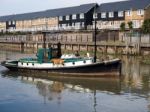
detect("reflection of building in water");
top-left (36, 81), bottom-right (64, 104)
top-left (65, 84), bottom-right (92, 93)
top-left (6, 74), bottom-right (122, 112)
top-left (48, 81), bottom-right (64, 102)
top-left (123, 56), bottom-right (142, 89)
top-left (49, 82), bottom-right (64, 93)
top-left (20, 76), bottom-right (64, 104)
top-left (20, 76), bottom-right (95, 103)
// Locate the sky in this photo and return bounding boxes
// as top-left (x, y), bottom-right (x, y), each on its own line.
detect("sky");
top-left (0, 0), bottom-right (125, 16)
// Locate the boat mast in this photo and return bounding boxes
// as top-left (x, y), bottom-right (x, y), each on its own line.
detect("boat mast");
top-left (93, 5), bottom-right (97, 63)
top-left (43, 31), bottom-right (47, 62)
top-left (43, 32), bottom-right (46, 49)
top-left (43, 18), bottom-right (48, 50)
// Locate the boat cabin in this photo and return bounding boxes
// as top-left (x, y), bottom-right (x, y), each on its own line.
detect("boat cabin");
top-left (36, 47), bottom-right (62, 63)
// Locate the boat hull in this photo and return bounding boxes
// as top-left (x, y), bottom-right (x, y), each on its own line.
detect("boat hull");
top-left (1, 59), bottom-right (122, 77)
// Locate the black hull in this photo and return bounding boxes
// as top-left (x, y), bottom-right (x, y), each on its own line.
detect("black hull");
top-left (2, 60), bottom-right (122, 77)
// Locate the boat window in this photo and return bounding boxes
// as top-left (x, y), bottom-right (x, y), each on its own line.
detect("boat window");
top-left (72, 62), bottom-right (75, 65)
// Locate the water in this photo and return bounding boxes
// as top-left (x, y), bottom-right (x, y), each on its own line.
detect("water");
top-left (0, 51), bottom-right (150, 112)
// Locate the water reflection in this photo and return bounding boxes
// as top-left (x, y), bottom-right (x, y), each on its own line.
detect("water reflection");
top-left (1, 68), bottom-right (122, 112)
top-left (1, 71), bottom-right (149, 112)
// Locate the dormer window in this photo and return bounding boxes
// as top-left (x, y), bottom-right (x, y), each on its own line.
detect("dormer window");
top-left (137, 9), bottom-right (144, 15)
top-left (109, 12), bottom-right (114, 18)
top-left (127, 10), bottom-right (132, 16)
top-left (59, 16), bottom-right (63, 21)
top-left (72, 14), bottom-right (77, 20)
top-left (66, 15), bottom-right (70, 20)
top-left (80, 13), bottom-right (84, 19)
top-left (101, 12), bottom-right (106, 18)
top-left (118, 11), bottom-right (124, 17)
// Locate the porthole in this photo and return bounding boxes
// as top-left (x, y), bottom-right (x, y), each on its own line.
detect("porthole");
top-left (72, 62), bottom-right (75, 65)
top-left (32, 63), bottom-right (34, 66)
top-left (83, 60), bottom-right (86, 63)
top-left (27, 63), bottom-right (28, 66)
top-left (21, 62), bottom-right (23, 65)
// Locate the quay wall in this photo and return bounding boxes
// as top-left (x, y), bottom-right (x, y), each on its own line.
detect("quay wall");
top-left (0, 31), bottom-right (150, 55)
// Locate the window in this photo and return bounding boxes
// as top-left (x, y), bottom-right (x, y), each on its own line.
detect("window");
top-left (133, 20), bottom-right (141, 28)
top-left (72, 23), bottom-right (75, 26)
top-left (72, 14), bottom-right (77, 19)
top-left (9, 21), bottom-right (11, 25)
top-left (75, 22), bottom-right (80, 27)
top-left (93, 13), bottom-right (98, 19)
top-left (127, 10), bottom-right (132, 16)
top-left (12, 21), bottom-right (15, 25)
top-left (118, 11), bottom-right (124, 17)
top-left (109, 12), bottom-right (114, 18)
top-left (66, 15), bottom-right (70, 20)
top-left (59, 16), bottom-right (63, 21)
top-left (110, 21), bottom-right (114, 26)
top-left (80, 13), bottom-right (84, 19)
top-left (137, 9), bottom-right (144, 15)
top-left (82, 22), bottom-right (84, 27)
top-left (101, 12), bottom-right (106, 18)
top-left (62, 24), bottom-right (66, 27)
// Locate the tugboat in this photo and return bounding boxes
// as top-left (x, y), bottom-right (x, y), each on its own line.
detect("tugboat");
top-left (1, 42), bottom-right (121, 77)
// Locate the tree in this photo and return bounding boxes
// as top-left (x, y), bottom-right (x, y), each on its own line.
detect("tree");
top-left (141, 19), bottom-right (150, 44)
top-left (120, 22), bottom-right (126, 42)
top-left (127, 21), bottom-right (133, 43)
top-left (128, 21), bottom-right (133, 30)
top-left (120, 22), bottom-right (126, 32)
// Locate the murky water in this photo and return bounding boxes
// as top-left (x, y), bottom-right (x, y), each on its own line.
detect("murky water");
top-left (0, 51), bottom-right (150, 112)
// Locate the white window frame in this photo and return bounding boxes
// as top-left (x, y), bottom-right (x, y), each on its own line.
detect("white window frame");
top-left (75, 22), bottom-right (80, 26)
top-left (137, 9), bottom-right (144, 15)
top-left (72, 14), bottom-right (77, 20)
top-left (82, 22), bottom-right (84, 27)
top-left (12, 21), bottom-right (15, 25)
top-left (9, 21), bottom-right (11, 25)
top-left (101, 12), bottom-right (106, 18)
top-left (80, 13), bottom-right (84, 19)
top-left (72, 23), bottom-right (75, 26)
top-left (66, 15), bottom-right (70, 20)
top-left (93, 13), bottom-right (98, 19)
top-left (127, 10), bottom-right (132, 16)
top-left (118, 11), bottom-right (124, 17)
top-left (59, 16), bottom-right (63, 21)
top-left (109, 12), bottom-right (114, 18)
top-left (62, 24), bottom-right (66, 27)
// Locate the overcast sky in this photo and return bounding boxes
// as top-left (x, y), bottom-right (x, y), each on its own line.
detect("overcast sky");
top-left (0, 0), bottom-right (125, 16)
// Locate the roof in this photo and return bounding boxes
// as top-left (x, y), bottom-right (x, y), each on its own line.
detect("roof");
top-left (45, 3), bottom-right (97, 17)
top-left (0, 3), bottom-right (96, 22)
top-left (97, 0), bottom-right (150, 12)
